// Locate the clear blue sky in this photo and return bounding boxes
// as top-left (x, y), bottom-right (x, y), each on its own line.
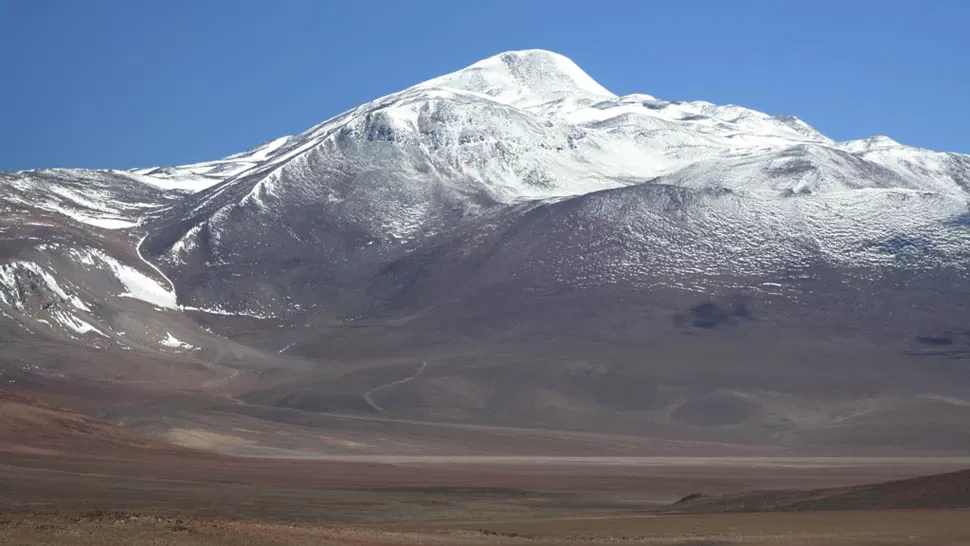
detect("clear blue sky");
top-left (1, 0), bottom-right (967, 171)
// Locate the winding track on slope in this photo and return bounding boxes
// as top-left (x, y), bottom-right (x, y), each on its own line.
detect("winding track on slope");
top-left (135, 233), bottom-right (178, 297)
top-left (201, 368), bottom-right (240, 390)
top-left (363, 361), bottom-right (427, 413)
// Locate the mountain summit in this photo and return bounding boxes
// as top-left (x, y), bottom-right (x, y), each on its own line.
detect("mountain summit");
top-left (419, 49), bottom-right (616, 107)
top-left (1, 50), bottom-right (969, 454)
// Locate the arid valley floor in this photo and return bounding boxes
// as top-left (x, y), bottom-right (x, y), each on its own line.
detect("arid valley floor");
top-left (3, 387), bottom-right (970, 545)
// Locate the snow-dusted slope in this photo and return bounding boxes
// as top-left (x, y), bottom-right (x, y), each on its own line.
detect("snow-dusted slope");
top-left (128, 136), bottom-right (295, 192)
top-left (0, 169), bottom-right (210, 351)
top-left (0, 238), bottom-right (202, 351)
top-left (0, 168), bottom-right (172, 230)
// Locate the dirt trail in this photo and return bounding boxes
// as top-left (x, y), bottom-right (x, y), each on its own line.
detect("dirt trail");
top-left (201, 367), bottom-right (239, 390)
top-left (363, 361), bottom-right (427, 412)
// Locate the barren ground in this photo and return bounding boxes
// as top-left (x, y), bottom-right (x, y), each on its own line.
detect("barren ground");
top-left (3, 388), bottom-right (970, 544)
top-left (4, 509), bottom-right (970, 545)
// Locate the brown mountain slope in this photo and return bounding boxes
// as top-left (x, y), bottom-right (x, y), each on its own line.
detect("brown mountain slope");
top-left (667, 467), bottom-right (970, 513)
top-left (0, 387), bottom-right (174, 455)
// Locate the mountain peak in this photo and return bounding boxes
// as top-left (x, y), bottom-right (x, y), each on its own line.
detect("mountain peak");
top-left (839, 134), bottom-right (903, 153)
top-left (418, 49), bottom-right (615, 108)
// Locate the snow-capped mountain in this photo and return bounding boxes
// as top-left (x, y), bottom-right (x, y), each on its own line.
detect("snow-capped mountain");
top-left (2, 50), bottom-right (969, 451)
top-left (5, 46), bottom-right (969, 344)
top-left (125, 49), bottom-right (968, 318)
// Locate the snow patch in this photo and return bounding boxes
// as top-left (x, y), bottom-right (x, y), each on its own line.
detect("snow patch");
top-left (0, 261), bottom-right (90, 312)
top-left (114, 262), bottom-right (177, 308)
top-left (160, 333), bottom-right (195, 350)
top-left (181, 304), bottom-right (275, 320)
top-left (124, 169), bottom-right (226, 193)
top-left (55, 310), bottom-right (105, 337)
top-left (67, 248), bottom-right (177, 309)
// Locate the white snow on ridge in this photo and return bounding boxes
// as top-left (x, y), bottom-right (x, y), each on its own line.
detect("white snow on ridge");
top-left (127, 137), bottom-right (295, 193)
top-left (1, 180), bottom-right (142, 230)
top-left (124, 169), bottom-right (226, 193)
top-left (78, 217), bottom-right (138, 229)
top-left (838, 135), bottom-right (901, 153)
top-left (39, 200), bottom-right (137, 229)
top-left (225, 136), bottom-right (291, 162)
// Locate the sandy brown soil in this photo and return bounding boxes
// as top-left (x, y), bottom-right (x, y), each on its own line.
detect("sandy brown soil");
top-left (4, 445), bottom-right (968, 523)
top-left (0, 388), bottom-right (172, 454)
top-left (402, 508), bottom-right (970, 545)
top-left (4, 509), bottom-right (970, 545)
